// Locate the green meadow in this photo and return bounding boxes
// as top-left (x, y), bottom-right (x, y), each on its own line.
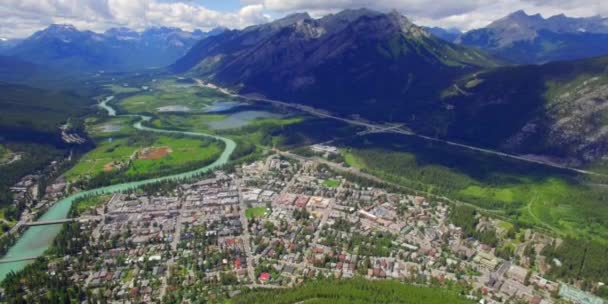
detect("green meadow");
top-left (104, 84), bottom-right (141, 94)
top-left (323, 179), bottom-right (341, 188)
top-left (340, 133), bottom-right (608, 243)
top-left (119, 79), bottom-right (232, 114)
top-left (85, 116), bottom-right (138, 139)
top-left (65, 134), bottom-right (222, 182)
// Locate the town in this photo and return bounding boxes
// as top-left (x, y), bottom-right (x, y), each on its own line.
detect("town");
top-left (7, 148), bottom-right (603, 304)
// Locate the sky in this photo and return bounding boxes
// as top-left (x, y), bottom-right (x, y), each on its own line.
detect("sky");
top-left (1, 0), bottom-right (607, 38)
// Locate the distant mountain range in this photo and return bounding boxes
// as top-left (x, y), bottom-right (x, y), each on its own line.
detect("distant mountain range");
top-left (0, 38), bottom-right (22, 52)
top-left (172, 9), bottom-right (608, 164)
top-left (455, 10), bottom-right (608, 63)
top-left (2, 8), bottom-right (608, 164)
top-left (423, 27), bottom-right (462, 42)
top-left (1, 25), bottom-right (225, 71)
top-left (174, 9), bottom-right (498, 120)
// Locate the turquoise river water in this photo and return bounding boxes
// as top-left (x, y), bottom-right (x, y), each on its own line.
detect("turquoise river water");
top-left (0, 96), bottom-right (236, 280)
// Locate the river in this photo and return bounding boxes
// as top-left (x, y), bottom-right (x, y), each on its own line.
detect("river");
top-left (0, 96), bottom-right (236, 280)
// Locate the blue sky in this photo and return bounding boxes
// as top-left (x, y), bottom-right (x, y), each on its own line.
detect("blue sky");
top-left (194, 0), bottom-right (242, 12)
top-left (1, 0), bottom-right (606, 39)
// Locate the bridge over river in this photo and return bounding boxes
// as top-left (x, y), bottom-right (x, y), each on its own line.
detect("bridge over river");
top-left (0, 256), bottom-right (40, 264)
top-left (0, 96), bottom-right (237, 281)
top-left (23, 218), bottom-right (76, 227)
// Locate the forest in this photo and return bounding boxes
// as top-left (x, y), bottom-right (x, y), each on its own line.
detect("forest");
top-left (449, 205), bottom-right (499, 247)
top-left (0, 223), bottom-right (87, 303)
top-left (0, 143), bottom-right (66, 221)
top-left (338, 133), bottom-right (608, 243)
top-left (542, 238), bottom-right (608, 290)
top-left (231, 278), bottom-right (472, 304)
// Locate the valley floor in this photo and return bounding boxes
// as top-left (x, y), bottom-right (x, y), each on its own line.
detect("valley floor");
top-left (2, 75), bottom-right (608, 303)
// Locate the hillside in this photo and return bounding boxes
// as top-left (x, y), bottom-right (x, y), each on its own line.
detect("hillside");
top-left (457, 10), bottom-right (608, 64)
top-left (173, 9), bottom-right (499, 121)
top-left (0, 82), bottom-right (91, 144)
top-left (437, 55), bottom-right (608, 164)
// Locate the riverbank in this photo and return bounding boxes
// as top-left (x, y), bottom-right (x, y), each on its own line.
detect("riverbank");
top-left (0, 98), bottom-right (237, 281)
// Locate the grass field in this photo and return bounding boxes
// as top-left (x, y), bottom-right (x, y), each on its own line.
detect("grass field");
top-left (245, 207), bottom-right (268, 219)
top-left (147, 114), bottom-right (227, 132)
top-left (119, 79), bottom-right (232, 114)
top-left (230, 279), bottom-right (472, 304)
top-left (65, 134), bottom-right (222, 181)
top-left (146, 111), bottom-right (309, 163)
top-left (323, 179), bottom-right (341, 188)
top-left (340, 133), bottom-right (608, 243)
top-left (85, 116), bottom-right (138, 139)
top-left (104, 84), bottom-right (141, 94)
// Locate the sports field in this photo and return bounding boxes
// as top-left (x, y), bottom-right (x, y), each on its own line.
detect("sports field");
top-left (66, 135), bottom-right (222, 181)
top-left (245, 207), bottom-right (268, 219)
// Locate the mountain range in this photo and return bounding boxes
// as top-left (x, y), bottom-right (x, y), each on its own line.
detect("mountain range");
top-left (423, 27), bottom-right (462, 42)
top-left (173, 9), bottom-right (608, 164)
top-left (2, 8), bottom-right (608, 164)
top-left (173, 9), bottom-right (498, 120)
top-left (456, 10), bottom-right (608, 63)
top-left (1, 25), bottom-right (225, 72)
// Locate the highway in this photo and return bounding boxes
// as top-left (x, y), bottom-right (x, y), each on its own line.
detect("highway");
top-left (195, 78), bottom-right (608, 178)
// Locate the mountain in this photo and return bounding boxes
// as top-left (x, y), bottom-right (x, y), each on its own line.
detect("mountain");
top-left (0, 38), bottom-right (22, 53)
top-left (434, 55), bottom-right (608, 164)
top-left (4, 24), bottom-right (224, 72)
top-left (0, 55), bottom-right (50, 83)
top-left (171, 8), bottom-right (608, 164)
top-left (457, 10), bottom-right (608, 64)
top-left (423, 27), bottom-right (462, 42)
top-left (173, 9), bottom-right (499, 121)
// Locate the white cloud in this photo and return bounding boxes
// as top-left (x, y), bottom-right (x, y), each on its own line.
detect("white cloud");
top-left (0, 0), bottom-right (607, 38)
top-left (0, 0), bottom-right (269, 38)
top-left (247, 0), bottom-right (607, 31)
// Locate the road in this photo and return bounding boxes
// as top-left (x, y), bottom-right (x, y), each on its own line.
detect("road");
top-left (159, 212), bottom-right (181, 299)
top-left (235, 172), bottom-right (257, 283)
top-left (195, 78), bottom-right (608, 178)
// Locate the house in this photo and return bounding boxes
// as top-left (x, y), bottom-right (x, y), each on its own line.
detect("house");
top-left (259, 272), bottom-right (271, 283)
top-left (473, 252), bottom-right (499, 270)
top-left (507, 265), bottom-right (529, 284)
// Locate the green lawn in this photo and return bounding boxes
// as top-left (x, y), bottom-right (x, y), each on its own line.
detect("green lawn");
top-left (323, 179), bottom-right (341, 188)
top-left (66, 134), bottom-right (222, 182)
top-left (245, 207), bottom-right (268, 219)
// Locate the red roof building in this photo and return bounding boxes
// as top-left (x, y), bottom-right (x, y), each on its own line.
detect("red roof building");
top-left (259, 272), bottom-right (271, 283)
